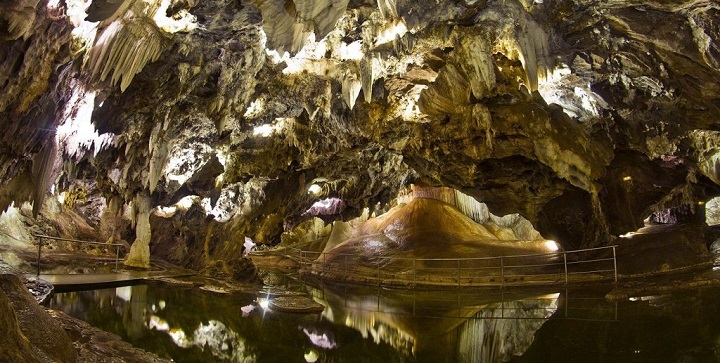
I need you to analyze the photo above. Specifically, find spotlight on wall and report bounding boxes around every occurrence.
[308,184,322,195]
[545,240,560,252]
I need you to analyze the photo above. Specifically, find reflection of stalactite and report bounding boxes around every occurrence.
[457,298,557,363]
[31,137,58,216]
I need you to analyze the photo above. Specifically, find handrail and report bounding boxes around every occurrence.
[33,234,127,276]
[290,245,619,288]
[34,234,125,247]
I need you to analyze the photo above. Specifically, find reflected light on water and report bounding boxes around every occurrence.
[302,328,337,349]
[304,349,319,362]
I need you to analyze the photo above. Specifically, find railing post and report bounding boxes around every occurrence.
[344,254,348,280]
[563,252,568,285]
[457,259,460,288]
[500,257,504,288]
[377,261,380,286]
[413,259,416,286]
[612,246,618,283]
[36,238,42,277]
[115,246,120,272]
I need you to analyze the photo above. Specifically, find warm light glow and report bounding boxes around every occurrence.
[115,286,132,302]
[258,298,270,310]
[339,41,364,60]
[619,231,637,238]
[176,195,196,210]
[56,84,116,159]
[622,176,632,181]
[46,0,61,10]
[152,0,198,33]
[308,184,322,195]
[545,240,559,251]
[164,143,213,185]
[304,349,319,363]
[244,98,266,118]
[399,85,427,122]
[253,118,287,137]
[253,124,274,137]
[201,189,237,222]
[375,20,408,46]
[153,195,198,218]
[537,65,607,120]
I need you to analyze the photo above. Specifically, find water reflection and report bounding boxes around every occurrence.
[304,284,561,362]
[47,280,720,362]
[48,281,565,362]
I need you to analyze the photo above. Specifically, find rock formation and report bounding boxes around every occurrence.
[0,0,719,273]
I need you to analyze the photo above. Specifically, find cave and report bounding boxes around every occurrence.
[2,0,720,361]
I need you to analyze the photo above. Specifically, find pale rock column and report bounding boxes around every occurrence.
[124,191,151,268]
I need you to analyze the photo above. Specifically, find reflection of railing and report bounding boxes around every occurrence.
[305,283,617,321]
[280,245,618,288]
[33,234,126,276]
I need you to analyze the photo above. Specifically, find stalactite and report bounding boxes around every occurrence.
[360,57,374,103]
[513,16,551,92]
[341,68,362,110]
[376,0,398,20]
[473,104,494,151]
[293,0,350,41]
[458,36,496,99]
[453,190,490,224]
[413,187,543,241]
[86,18,167,91]
[31,138,58,217]
[0,0,42,40]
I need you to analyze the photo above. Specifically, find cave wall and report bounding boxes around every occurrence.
[1,0,719,269]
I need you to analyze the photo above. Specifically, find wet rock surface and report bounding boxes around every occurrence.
[268,295,325,313]
[0,274,77,363]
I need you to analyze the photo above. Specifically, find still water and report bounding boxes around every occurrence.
[46,279,720,362]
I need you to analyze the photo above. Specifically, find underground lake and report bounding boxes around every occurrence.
[45,278,720,363]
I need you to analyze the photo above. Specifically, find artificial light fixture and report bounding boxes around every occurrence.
[545,240,559,252]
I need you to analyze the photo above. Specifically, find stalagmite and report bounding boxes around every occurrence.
[124,191,152,268]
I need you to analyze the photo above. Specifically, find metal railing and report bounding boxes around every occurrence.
[33,234,126,276]
[285,245,618,288]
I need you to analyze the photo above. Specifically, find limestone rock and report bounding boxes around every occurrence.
[0,274,77,363]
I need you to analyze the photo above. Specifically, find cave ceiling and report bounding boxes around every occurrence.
[1,0,720,249]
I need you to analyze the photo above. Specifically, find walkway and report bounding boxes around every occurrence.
[255,245,619,288]
[35,269,196,292]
